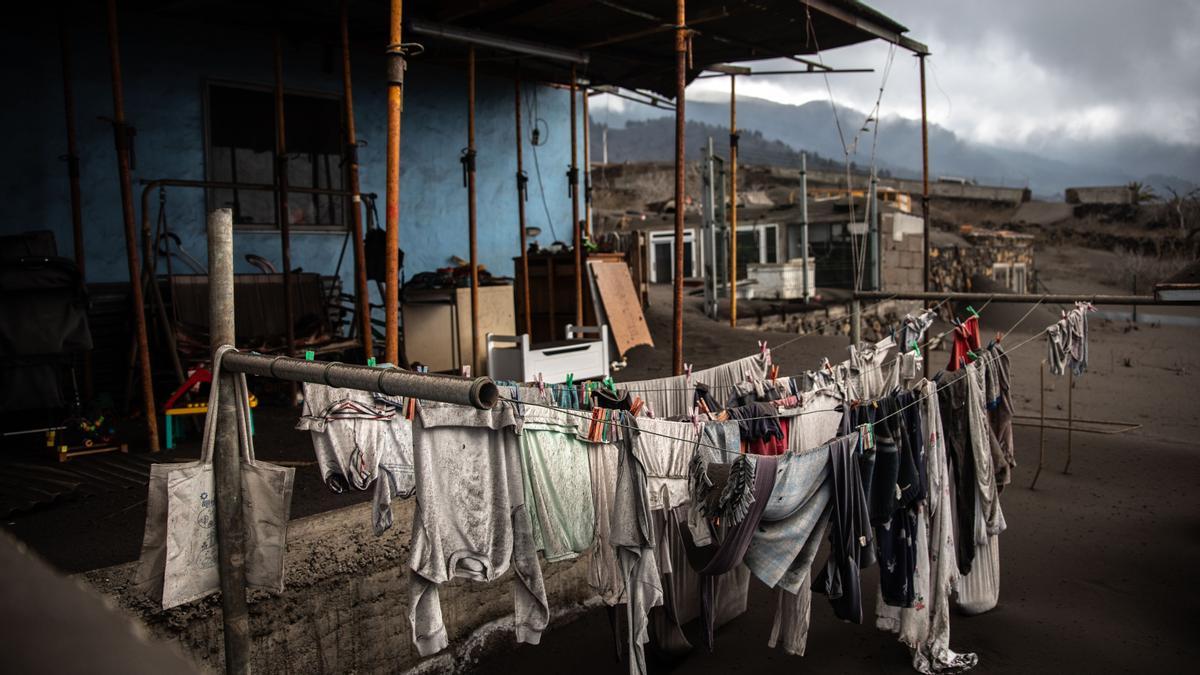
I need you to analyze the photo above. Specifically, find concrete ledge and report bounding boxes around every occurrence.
[82,500,597,674]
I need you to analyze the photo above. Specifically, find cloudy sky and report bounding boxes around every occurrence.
[682,0,1200,153]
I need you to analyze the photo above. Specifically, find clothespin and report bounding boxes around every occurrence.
[566,373,574,389]
[683,363,693,384]
[857,422,876,450]
[460,365,471,378]
[908,339,921,355]
[965,305,979,319]
[690,406,703,437]
[536,372,545,397]
[603,376,615,392]
[367,357,377,367]
[630,396,644,417]
[645,400,656,419]
[759,340,772,367]
[304,350,315,361]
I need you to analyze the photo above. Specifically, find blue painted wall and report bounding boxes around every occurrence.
[0,12,582,318]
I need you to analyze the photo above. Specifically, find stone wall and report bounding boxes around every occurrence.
[1065,186,1133,205]
[930,229,1036,293]
[82,500,596,674]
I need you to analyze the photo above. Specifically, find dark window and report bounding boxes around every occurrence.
[206,83,347,229]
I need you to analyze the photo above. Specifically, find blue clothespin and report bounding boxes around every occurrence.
[304,350,315,361]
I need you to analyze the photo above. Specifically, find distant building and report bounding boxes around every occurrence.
[930,227,1036,293]
[1065,186,1134,205]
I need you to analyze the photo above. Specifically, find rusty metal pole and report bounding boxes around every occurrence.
[207,208,251,675]
[1031,358,1046,489]
[729,73,738,327]
[514,71,532,337]
[671,0,687,375]
[340,0,373,359]
[60,16,92,398]
[104,0,158,453]
[466,47,480,374]
[569,65,583,327]
[583,84,592,239]
[384,0,405,365]
[272,33,295,364]
[919,54,931,378]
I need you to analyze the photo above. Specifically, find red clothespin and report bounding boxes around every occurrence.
[759,340,772,367]
[630,396,644,417]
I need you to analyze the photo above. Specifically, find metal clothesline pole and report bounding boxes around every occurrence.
[851,290,1196,306]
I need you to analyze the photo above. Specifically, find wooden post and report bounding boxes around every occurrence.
[919,53,931,378]
[1063,368,1074,474]
[569,65,583,327]
[207,208,250,675]
[671,0,687,375]
[729,73,738,327]
[514,71,532,337]
[272,33,295,366]
[340,0,373,359]
[384,0,405,365]
[466,47,480,374]
[104,0,158,453]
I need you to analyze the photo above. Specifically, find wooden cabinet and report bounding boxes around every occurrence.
[514,250,643,344]
[401,284,514,373]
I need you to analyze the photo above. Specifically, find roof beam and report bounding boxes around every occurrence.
[801,0,929,55]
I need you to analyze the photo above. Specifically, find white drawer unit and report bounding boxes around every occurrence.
[486,325,610,384]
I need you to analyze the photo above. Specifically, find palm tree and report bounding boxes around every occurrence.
[1127,181,1158,205]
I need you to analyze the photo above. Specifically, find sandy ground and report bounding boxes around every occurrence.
[468,283,1200,674]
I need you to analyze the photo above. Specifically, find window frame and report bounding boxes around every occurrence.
[202,78,350,233]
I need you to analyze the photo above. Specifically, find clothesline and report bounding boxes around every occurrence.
[513,296,1047,438]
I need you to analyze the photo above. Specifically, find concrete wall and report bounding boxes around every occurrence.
[881,212,925,292]
[764,167,1031,206]
[1064,186,1133,205]
[0,11,577,317]
[83,499,596,674]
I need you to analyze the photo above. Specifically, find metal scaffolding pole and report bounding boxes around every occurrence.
[514,70,532,337]
[800,153,810,300]
[583,80,592,239]
[466,46,480,373]
[104,0,159,453]
[919,53,931,377]
[569,65,583,327]
[672,0,687,375]
[272,32,295,366]
[59,16,92,398]
[384,0,405,365]
[729,73,738,327]
[207,208,250,675]
[340,0,373,358]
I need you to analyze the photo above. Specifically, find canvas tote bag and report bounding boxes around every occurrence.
[133,346,295,609]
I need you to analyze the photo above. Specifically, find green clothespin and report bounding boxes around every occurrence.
[304,350,315,361]
[857,422,875,450]
[965,305,979,318]
[908,339,920,355]
[367,357,377,367]
[565,373,574,388]
[603,376,615,391]
[967,350,979,361]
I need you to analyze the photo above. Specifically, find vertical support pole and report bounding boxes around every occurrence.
[514,70,532,337]
[60,16,93,398]
[272,33,295,363]
[466,47,480,374]
[384,0,405,365]
[672,0,687,375]
[729,74,738,327]
[340,0,373,359]
[800,153,810,301]
[919,53,931,379]
[207,208,250,675]
[1032,358,1046,489]
[870,173,880,290]
[851,299,862,346]
[104,0,158,453]
[1063,368,1074,474]
[570,65,583,327]
[583,84,592,239]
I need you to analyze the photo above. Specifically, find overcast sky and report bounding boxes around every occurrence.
[680,0,1200,153]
